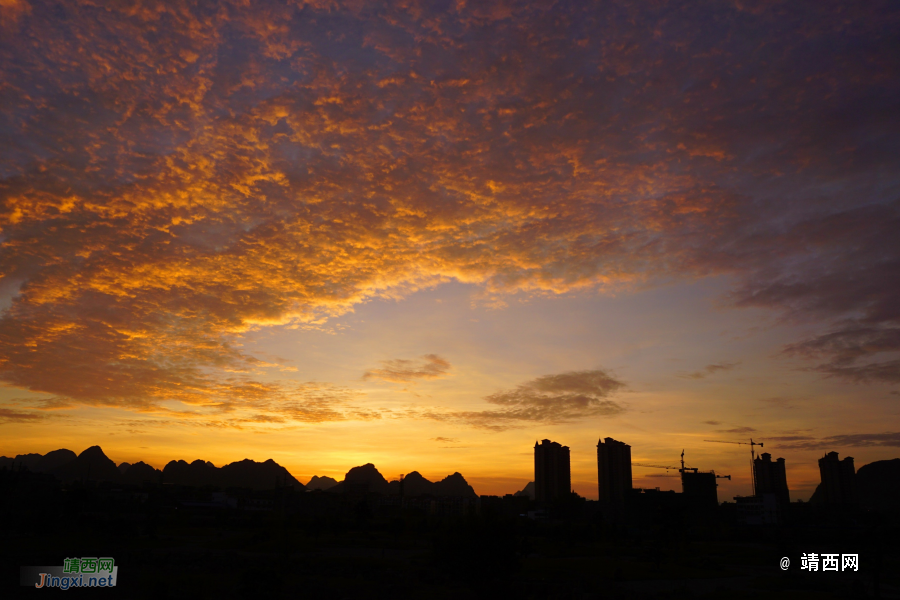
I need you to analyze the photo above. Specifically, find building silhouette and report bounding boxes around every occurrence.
[753,452,790,506]
[680,469,718,509]
[534,439,570,504]
[597,437,632,505]
[817,451,858,506]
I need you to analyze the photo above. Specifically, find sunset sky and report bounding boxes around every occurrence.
[1,0,898,500]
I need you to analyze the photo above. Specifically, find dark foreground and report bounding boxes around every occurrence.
[2,472,898,599]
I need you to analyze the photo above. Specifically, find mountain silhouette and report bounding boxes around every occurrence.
[306,475,339,490]
[8,453,42,471]
[857,458,900,513]
[328,465,478,497]
[2,446,305,490]
[35,449,78,472]
[3,447,481,497]
[51,446,122,482]
[163,459,219,486]
[121,461,161,485]
[219,458,303,490]
[329,463,392,494]
[0,449,78,473]
[162,457,302,490]
[433,472,478,498]
[398,471,433,496]
[514,481,535,499]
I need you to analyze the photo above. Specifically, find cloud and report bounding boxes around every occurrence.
[681,362,741,380]
[702,420,721,425]
[0,407,45,423]
[728,203,900,382]
[773,432,900,450]
[363,354,452,383]
[765,435,815,442]
[238,414,286,424]
[716,426,756,434]
[0,0,897,419]
[421,369,626,431]
[431,437,459,443]
[33,397,76,410]
[758,397,797,409]
[782,324,900,383]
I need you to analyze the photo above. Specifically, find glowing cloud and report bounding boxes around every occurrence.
[0,0,897,424]
[363,354,452,383]
[420,369,626,431]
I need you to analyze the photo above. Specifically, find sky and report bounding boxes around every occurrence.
[1,0,898,500]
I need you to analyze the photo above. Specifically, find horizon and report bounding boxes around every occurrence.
[2,441,893,500]
[2,1,899,504]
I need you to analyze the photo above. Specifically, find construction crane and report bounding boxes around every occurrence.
[631,463,680,477]
[704,438,764,493]
[632,463,679,470]
[703,438,764,457]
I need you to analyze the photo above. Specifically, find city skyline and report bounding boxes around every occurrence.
[0,435,878,502]
[1,1,899,501]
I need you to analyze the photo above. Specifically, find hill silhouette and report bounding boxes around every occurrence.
[121,461,161,485]
[306,475,339,490]
[51,446,122,482]
[397,471,433,496]
[514,481,535,499]
[329,463,392,494]
[220,458,303,490]
[36,449,78,472]
[327,464,478,497]
[433,472,478,498]
[2,447,303,490]
[0,453,42,471]
[3,447,480,496]
[162,457,303,490]
[163,459,219,486]
[0,449,77,473]
[857,458,900,512]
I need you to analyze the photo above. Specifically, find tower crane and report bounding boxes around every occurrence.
[632,463,679,470]
[703,438,764,458]
[704,438,764,493]
[631,463,680,477]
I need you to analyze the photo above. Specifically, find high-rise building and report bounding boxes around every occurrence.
[597,437,632,505]
[753,452,790,506]
[680,469,719,508]
[534,439,571,504]
[817,451,858,506]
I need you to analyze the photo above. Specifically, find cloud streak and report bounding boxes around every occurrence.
[0,407,45,424]
[772,432,900,450]
[363,354,452,383]
[420,369,626,431]
[681,362,741,380]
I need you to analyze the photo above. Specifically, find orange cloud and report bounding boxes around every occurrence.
[0,407,44,423]
[0,0,897,422]
[416,369,626,431]
[363,354,452,383]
